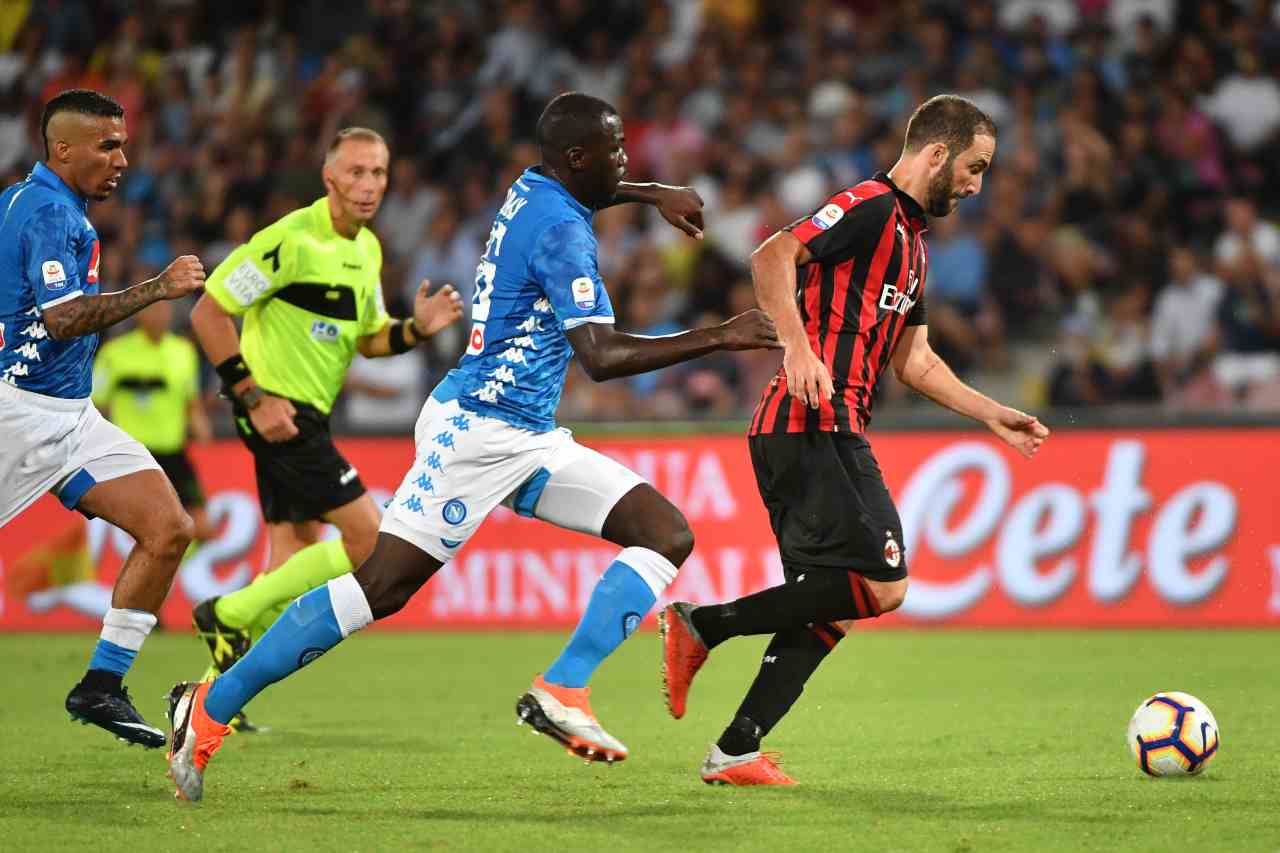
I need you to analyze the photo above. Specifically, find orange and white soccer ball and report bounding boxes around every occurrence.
[1127,691,1220,777]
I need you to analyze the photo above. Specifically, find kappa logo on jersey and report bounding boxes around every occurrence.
[310,320,340,342]
[87,240,100,284]
[810,203,844,231]
[42,260,67,289]
[571,276,595,310]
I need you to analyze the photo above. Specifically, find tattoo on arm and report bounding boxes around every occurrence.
[44,279,164,340]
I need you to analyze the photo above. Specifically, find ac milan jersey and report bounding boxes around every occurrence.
[750,173,928,435]
[0,162,102,398]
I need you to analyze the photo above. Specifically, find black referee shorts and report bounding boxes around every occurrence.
[152,449,206,509]
[232,398,366,524]
[748,430,907,583]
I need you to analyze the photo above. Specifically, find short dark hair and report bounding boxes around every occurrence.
[903,95,996,157]
[536,92,618,159]
[41,89,125,158]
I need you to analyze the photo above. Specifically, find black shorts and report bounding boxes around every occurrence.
[748,431,907,582]
[232,398,366,524]
[152,449,206,509]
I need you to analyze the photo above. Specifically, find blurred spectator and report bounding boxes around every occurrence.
[342,352,426,433]
[925,214,1006,373]
[379,157,441,262]
[1215,196,1280,278]
[1201,50,1280,155]
[1150,247,1223,398]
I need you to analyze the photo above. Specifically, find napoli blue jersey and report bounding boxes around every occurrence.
[445,167,613,432]
[0,162,101,398]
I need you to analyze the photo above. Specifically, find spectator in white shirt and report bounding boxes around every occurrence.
[1214,196,1280,279]
[1150,246,1223,395]
[1201,50,1280,154]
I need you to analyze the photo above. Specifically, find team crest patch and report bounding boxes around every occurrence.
[442,499,468,525]
[571,276,595,310]
[42,260,67,288]
[883,531,901,568]
[810,203,844,231]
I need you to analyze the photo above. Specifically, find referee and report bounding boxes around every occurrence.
[189,127,462,682]
[94,299,217,545]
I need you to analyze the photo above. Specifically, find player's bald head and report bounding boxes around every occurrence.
[41,89,125,159]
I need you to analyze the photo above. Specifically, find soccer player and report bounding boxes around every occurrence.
[659,95,1051,785]
[94,299,218,545]
[166,92,781,801]
[0,89,206,747]
[186,127,463,697]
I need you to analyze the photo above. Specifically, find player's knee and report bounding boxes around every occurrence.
[874,578,908,613]
[143,505,194,559]
[650,516,694,567]
[354,564,415,620]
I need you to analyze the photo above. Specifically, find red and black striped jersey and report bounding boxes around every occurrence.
[749,172,929,436]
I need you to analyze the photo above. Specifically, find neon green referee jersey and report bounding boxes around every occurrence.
[204,197,390,415]
[93,329,199,454]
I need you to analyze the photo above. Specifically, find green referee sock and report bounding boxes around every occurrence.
[249,601,289,644]
[213,539,354,629]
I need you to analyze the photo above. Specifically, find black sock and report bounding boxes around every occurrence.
[80,668,123,693]
[717,714,764,757]
[730,623,843,742]
[691,570,878,649]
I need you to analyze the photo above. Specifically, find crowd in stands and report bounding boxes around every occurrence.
[2,0,1279,429]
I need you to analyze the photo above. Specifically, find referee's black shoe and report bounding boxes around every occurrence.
[65,679,166,748]
[192,597,251,672]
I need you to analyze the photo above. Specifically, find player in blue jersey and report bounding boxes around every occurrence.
[0,90,206,748]
[167,91,781,800]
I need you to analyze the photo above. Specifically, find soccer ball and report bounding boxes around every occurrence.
[1127,691,1220,777]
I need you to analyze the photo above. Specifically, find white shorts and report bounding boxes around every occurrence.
[380,396,646,562]
[0,381,160,528]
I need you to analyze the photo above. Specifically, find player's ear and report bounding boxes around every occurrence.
[928,142,948,169]
[564,145,587,172]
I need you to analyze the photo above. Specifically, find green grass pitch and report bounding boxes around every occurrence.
[1,630,1276,852]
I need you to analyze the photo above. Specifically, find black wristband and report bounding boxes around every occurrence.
[215,354,252,389]
[389,319,415,354]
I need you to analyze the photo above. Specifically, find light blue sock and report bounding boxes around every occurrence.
[544,560,657,688]
[88,639,136,676]
[205,585,344,724]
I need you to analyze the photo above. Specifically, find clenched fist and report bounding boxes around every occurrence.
[717,308,783,351]
[156,255,206,300]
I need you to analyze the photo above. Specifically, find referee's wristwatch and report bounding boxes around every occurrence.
[238,386,266,410]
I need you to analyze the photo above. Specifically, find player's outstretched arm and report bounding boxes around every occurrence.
[607,182,705,239]
[567,310,780,382]
[42,255,205,340]
[892,324,1049,458]
[357,280,463,358]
